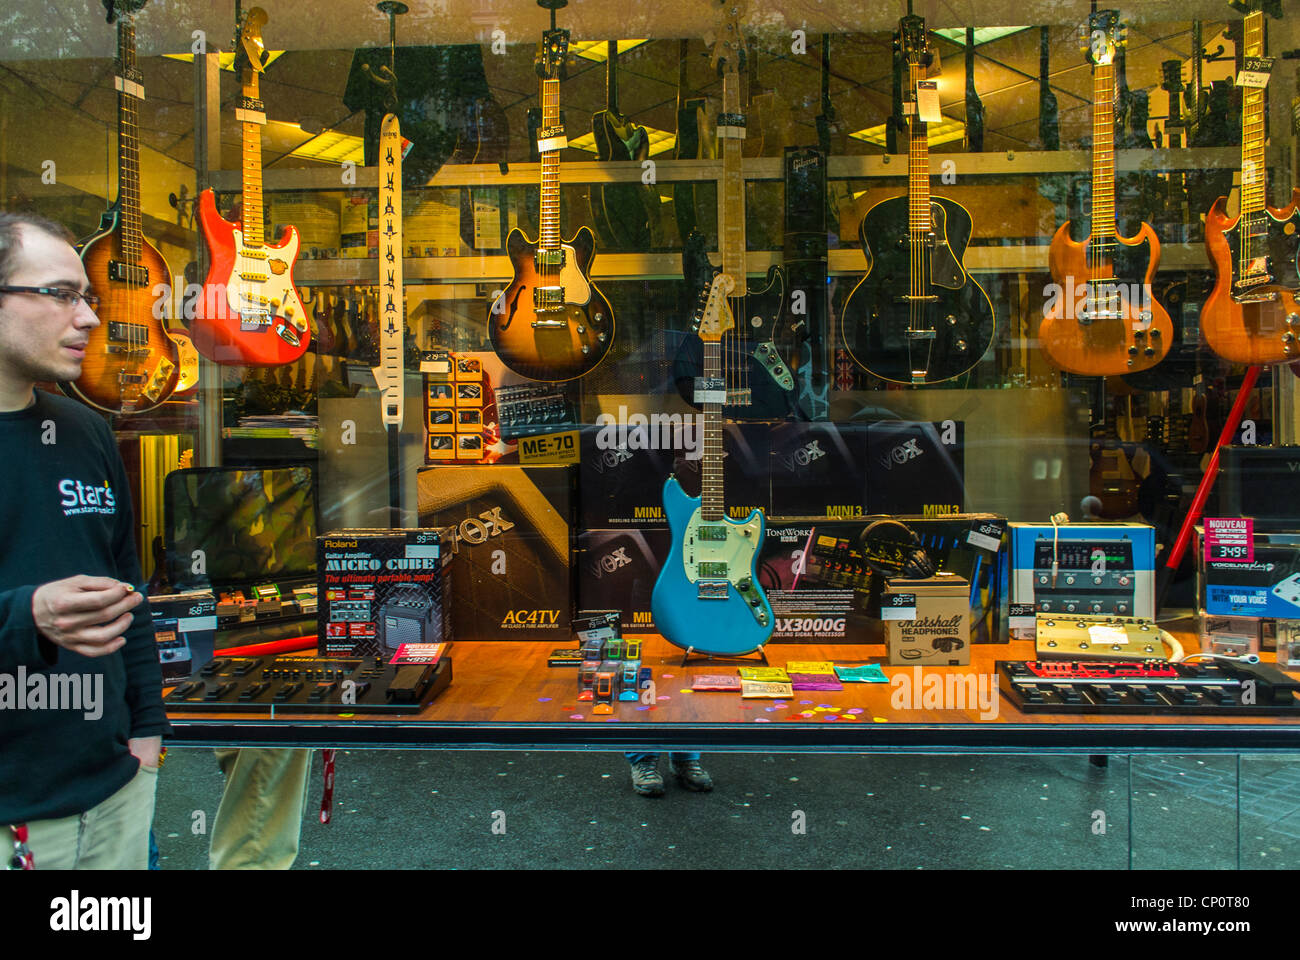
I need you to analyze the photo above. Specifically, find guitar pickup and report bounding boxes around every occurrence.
[534,249,566,270]
[697,526,728,542]
[697,561,729,577]
[697,580,730,600]
[108,261,148,285]
[532,286,567,323]
[107,321,149,343]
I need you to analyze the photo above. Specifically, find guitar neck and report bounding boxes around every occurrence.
[701,340,724,520]
[907,60,930,241]
[719,66,746,278]
[1240,10,1266,217]
[240,69,265,247]
[115,19,143,264]
[1091,60,1116,240]
[539,76,561,251]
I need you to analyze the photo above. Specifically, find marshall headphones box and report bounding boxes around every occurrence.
[575,527,673,632]
[417,464,574,639]
[768,421,965,519]
[317,529,452,658]
[756,514,1007,644]
[578,421,771,529]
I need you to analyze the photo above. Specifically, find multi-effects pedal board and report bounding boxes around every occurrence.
[165,656,452,714]
[998,659,1300,715]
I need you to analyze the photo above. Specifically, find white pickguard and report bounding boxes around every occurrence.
[554,244,591,305]
[224,227,307,337]
[680,507,762,584]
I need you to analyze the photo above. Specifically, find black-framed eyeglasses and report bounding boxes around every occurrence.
[0,285,100,311]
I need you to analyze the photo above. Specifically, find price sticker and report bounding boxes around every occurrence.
[915,80,942,122]
[1205,517,1254,564]
[966,519,1005,553]
[881,593,917,621]
[694,376,726,404]
[1237,56,1274,89]
[1008,602,1036,632]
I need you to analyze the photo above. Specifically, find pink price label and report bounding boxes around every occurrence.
[1204,517,1254,563]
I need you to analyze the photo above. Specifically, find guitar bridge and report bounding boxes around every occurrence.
[893,295,940,304]
[904,328,938,340]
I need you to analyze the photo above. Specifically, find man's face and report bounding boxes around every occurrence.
[0,225,99,390]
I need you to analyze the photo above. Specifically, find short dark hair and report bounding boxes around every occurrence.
[0,211,75,287]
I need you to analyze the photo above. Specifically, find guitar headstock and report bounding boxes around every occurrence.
[102,0,148,23]
[1081,10,1125,67]
[1160,59,1184,93]
[535,28,569,80]
[696,272,738,342]
[235,6,269,79]
[895,14,932,70]
[708,0,747,78]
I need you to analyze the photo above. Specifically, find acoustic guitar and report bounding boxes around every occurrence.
[69,0,180,414]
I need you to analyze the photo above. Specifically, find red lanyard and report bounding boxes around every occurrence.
[9,824,33,870]
[319,749,336,825]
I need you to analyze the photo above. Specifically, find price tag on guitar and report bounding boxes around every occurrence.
[1237,55,1274,89]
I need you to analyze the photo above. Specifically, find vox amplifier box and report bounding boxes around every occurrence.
[575,528,672,632]
[417,464,574,638]
[578,420,770,529]
[756,514,1007,643]
[317,529,452,658]
[149,590,218,683]
[768,421,965,519]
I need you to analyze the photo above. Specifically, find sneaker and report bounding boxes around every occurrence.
[668,756,714,792]
[630,758,665,797]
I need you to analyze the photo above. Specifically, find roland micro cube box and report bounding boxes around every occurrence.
[317,529,452,658]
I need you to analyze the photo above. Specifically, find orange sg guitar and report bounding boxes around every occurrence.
[1039,10,1172,377]
[488,28,613,382]
[1201,1,1300,365]
[69,2,180,414]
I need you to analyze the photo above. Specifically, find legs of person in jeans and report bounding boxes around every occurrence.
[209,748,312,870]
[23,763,158,869]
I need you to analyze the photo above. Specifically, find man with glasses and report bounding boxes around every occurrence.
[0,211,167,869]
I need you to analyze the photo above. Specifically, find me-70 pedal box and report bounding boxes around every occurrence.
[165,655,452,714]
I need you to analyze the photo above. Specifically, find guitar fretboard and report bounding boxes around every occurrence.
[907,60,930,245]
[240,68,265,248]
[539,77,561,251]
[701,340,724,520]
[1239,11,1267,218]
[115,20,143,268]
[1090,60,1117,243]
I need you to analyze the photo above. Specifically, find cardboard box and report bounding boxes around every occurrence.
[317,529,452,657]
[1010,522,1155,620]
[1198,527,1300,618]
[417,464,574,638]
[884,574,970,666]
[149,590,217,683]
[575,528,672,632]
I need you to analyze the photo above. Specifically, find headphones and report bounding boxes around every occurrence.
[856,518,936,579]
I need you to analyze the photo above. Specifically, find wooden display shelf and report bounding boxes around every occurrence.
[164,633,1300,753]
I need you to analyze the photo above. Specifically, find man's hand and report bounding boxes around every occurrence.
[129,736,162,769]
[31,575,143,657]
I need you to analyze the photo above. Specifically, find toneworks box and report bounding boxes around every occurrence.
[575,528,672,632]
[317,529,452,658]
[768,421,965,518]
[757,514,1006,643]
[417,465,574,638]
[578,421,770,529]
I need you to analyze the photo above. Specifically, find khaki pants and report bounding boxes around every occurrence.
[209,748,312,870]
[23,763,157,870]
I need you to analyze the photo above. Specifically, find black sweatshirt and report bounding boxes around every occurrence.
[0,390,168,823]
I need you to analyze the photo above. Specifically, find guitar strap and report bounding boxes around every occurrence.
[783,146,829,421]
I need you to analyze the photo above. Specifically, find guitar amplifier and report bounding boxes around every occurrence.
[1219,445,1300,529]
[1010,522,1155,621]
[377,582,441,650]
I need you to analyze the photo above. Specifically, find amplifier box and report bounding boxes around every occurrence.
[1199,527,1300,618]
[575,528,672,632]
[1219,446,1300,530]
[756,514,1007,643]
[317,529,452,657]
[1010,522,1155,620]
[149,589,217,683]
[768,421,964,519]
[578,420,770,529]
[417,464,574,639]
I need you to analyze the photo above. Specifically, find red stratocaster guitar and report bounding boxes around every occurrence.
[191,7,309,366]
[68,0,180,414]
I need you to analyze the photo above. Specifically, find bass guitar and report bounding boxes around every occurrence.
[1201,0,1300,365]
[488,28,614,382]
[191,7,309,367]
[69,0,180,414]
[1039,10,1173,377]
[653,2,775,659]
[840,13,995,384]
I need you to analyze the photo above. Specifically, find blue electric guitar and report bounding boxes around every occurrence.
[652,6,774,657]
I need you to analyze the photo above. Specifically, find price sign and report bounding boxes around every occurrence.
[1204,517,1254,563]
[881,593,917,621]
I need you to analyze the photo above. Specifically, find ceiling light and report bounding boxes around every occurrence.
[850,116,967,148]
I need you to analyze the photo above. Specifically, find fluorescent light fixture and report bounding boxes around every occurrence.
[571,39,650,61]
[289,130,365,165]
[163,51,286,71]
[569,127,677,157]
[932,26,1030,46]
[850,116,967,148]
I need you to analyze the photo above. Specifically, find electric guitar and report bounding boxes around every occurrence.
[1038,27,1060,150]
[840,14,995,384]
[68,0,180,414]
[1039,10,1173,377]
[589,40,653,252]
[191,7,309,366]
[1201,0,1300,365]
[488,28,614,382]
[653,3,774,659]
